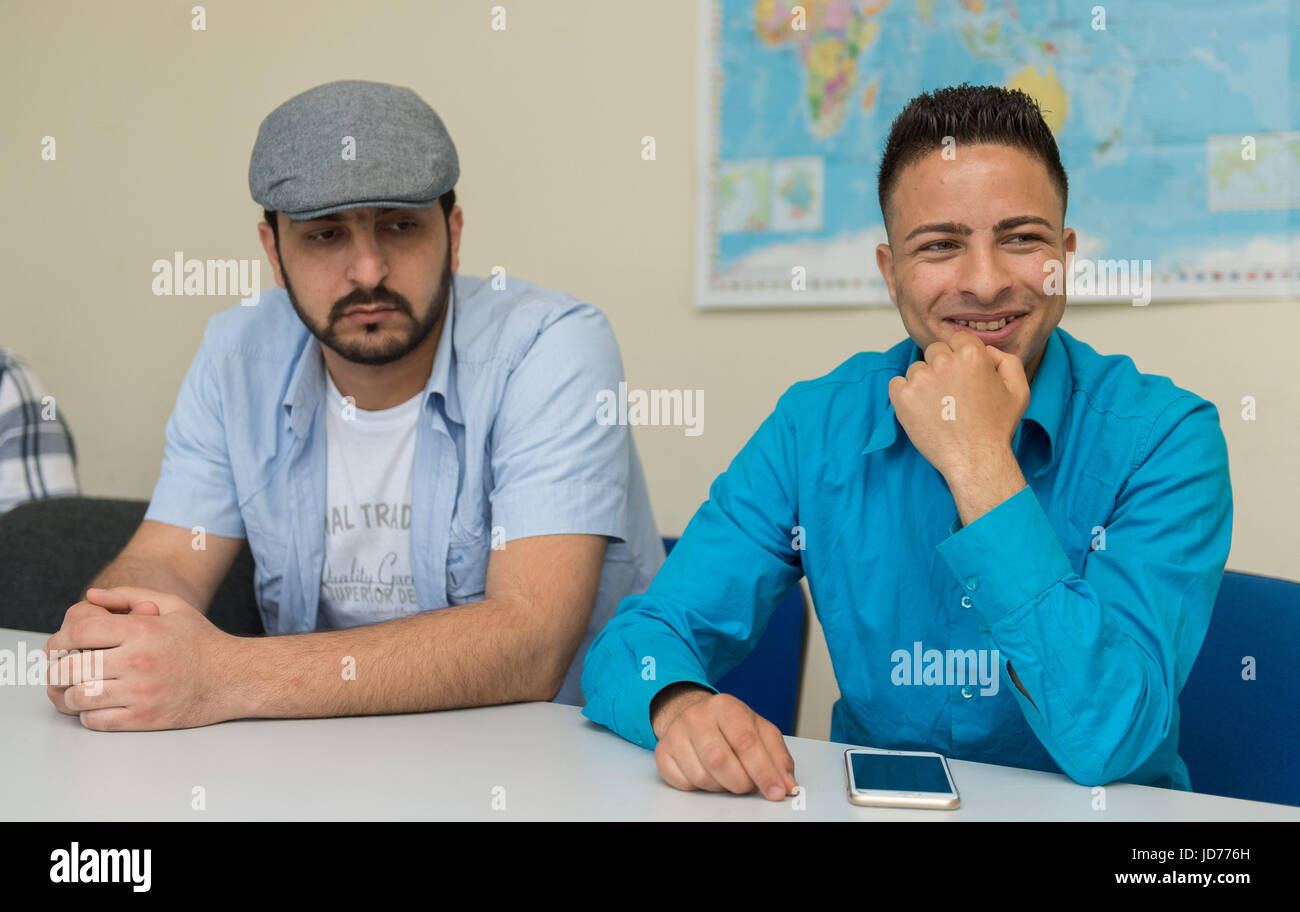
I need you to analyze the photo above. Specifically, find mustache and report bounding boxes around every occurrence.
[330,286,411,321]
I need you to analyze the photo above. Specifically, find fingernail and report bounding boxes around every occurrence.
[766,786,785,800]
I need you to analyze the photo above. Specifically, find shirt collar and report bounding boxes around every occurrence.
[282,278,463,436]
[427,280,462,425]
[861,328,1068,477]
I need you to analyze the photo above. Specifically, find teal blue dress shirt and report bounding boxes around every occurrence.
[581,327,1232,789]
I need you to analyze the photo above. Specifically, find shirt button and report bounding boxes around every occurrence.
[965,576,980,592]
[960,685,975,699]
[960,595,973,609]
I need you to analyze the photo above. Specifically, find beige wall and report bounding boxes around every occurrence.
[4,1,1296,741]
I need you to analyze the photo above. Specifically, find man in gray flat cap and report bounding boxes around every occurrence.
[45,80,665,730]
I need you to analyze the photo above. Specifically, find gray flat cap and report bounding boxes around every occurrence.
[249,79,458,220]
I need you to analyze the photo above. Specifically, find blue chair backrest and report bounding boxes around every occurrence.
[661,537,806,735]
[1179,569,1300,806]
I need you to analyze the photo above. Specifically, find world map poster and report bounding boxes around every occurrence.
[695,0,1300,307]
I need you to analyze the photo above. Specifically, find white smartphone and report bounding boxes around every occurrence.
[844,747,961,809]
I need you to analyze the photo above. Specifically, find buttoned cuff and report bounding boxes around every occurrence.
[935,485,1073,627]
[589,669,719,750]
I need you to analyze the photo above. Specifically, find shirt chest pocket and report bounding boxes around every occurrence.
[446,532,491,604]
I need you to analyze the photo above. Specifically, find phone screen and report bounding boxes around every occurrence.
[849,752,952,793]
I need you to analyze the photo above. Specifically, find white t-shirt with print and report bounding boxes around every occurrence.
[318,370,423,629]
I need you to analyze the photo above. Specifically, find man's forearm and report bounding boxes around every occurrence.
[945,444,1027,528]
[942,445,1035,703]
[229,597,576,719]
[85,554,207,611]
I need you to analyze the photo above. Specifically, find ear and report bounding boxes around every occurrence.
[876,242,898,306]
[257,218,287,288]
[447,205,464,275]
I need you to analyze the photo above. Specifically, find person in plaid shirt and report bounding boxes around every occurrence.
[0,348,80,514]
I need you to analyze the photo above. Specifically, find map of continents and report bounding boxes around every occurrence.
[700,0,1298,306]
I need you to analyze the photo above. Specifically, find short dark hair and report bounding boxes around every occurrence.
[263,189,457,253]
[876,84,1067,235]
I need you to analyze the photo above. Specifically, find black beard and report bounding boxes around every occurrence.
[283,242,452,367]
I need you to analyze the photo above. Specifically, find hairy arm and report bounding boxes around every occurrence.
[84,519,245,613]
[228,533,606,717]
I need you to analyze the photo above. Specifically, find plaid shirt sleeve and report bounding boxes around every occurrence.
[0,348,80,515]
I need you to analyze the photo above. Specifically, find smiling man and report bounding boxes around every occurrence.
[581,84,1233,800]
[44,79,663,729]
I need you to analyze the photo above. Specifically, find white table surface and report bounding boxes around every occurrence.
[2,627,1296,821]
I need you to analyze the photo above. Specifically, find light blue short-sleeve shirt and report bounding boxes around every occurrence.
[145,274,665,705]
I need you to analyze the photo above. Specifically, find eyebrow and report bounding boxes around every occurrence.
[903,215,1056,243]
